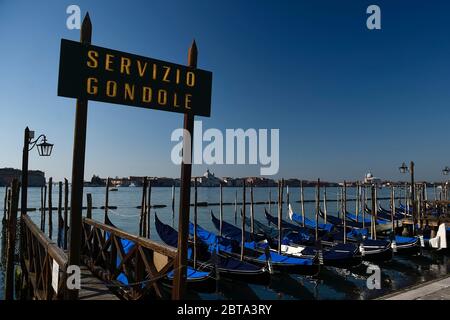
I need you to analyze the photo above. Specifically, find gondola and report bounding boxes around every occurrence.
[209,212,321,275]
[242,215,362,268]
[155,214,270,285]
[278,207,393,261]
[105,214,215,292]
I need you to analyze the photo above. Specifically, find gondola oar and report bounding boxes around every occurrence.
[315,179,320,241]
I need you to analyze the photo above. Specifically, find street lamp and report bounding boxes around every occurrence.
[399,161,415,235]
[21,127,53,216]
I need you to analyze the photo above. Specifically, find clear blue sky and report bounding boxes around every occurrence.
[0,0,449,182]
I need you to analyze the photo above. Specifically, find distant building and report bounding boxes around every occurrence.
[0,168,45,187]
[364,172,381,186]
[196,169,223,187]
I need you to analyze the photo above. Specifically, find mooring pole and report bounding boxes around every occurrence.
[57,181,63,247]
[147,178,152,238]
[343,181,347,244]
[67,12,91,300]
[241,180,246,260]
[356,182,360,222]
[5,179,19,300]
[362,185,366,229]
[410,161,415,236]
[63,178,69,249]
[300,180,305,227]
[3,187,7,224]
[391,185,395,232]
[193,178,198,268]
[20,127,30,217]
[315,179,320,240]
[48,177,53,239]
[371,185,376,239]
[268,188,272,215]
[86,193,92,219]
[250,183,254,236]
[172,40,197,300]
[323,187,328,224]
[234,189,238,224]
[277,180,282,254]
[219,183,223,236]
[40,186,44,231]
[105,177,111,225]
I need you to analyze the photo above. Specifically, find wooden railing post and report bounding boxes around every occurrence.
[5,179,20,300]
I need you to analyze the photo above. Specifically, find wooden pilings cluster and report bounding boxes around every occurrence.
[138,177,152,238]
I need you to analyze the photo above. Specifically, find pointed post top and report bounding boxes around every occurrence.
[188,39,198,68]
[80,12,92,44]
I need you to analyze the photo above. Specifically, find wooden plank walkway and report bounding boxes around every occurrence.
[79,265,119,300]
[379,276,450,300]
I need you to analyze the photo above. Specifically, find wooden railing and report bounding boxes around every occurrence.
[21,214,68,300]
[81,218,177,300]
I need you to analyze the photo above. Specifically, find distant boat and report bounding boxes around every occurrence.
[129,183,136,187]
[109,188,118,192]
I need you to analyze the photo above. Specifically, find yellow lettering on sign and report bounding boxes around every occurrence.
[173,93,180,108]
[152,64,157,80]
[106,81,117,97]
[87,50,98,69]
[105,54,114,71]
[124,83,135,101]
[185,94,192,109]
[86,77,98,95]
[175,69,180,84]
[163,66,171,82]
[120,57,131,75]
[158,90,167,105]
[137,60,148,77]
[186,71,195,87]
[142,87,152,103]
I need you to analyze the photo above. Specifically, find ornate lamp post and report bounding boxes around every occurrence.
[21,127,53,216]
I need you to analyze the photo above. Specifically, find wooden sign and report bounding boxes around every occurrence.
[58,39,212,117]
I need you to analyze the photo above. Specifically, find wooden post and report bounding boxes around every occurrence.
[63,178,69,250]
[67,12,92,300]
[355,182,360,222]
[48,178,53,238]
[147,178,152,238]
[42,185,47,232]
[241,180,246,260]
[86,193,92,219]
[3,187,8,223]
[362,185,366,229]
[250,183,254,236]
[234,189,238,224]
[57,181,63,247]
[277,180,282,253]
[193,178,198,268]
[391,185,395,232]
[219,183,223,236]
[315,179,320,240]
[300,180,305,227]
[40,186,44,231]
[323,187,328,224]
[343,181,347,243]
[105,177,111,224]
[172,40,197,301]
[139,177,147,236]
[171,185,175,219]
[5,179,19,300]
[371,185,376,239]
[268,188,272,214]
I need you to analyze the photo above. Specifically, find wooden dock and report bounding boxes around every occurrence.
[79,265,119,300]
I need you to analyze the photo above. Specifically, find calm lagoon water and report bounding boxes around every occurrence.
[0,186,448,300]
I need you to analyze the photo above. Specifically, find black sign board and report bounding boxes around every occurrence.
[58,39,212,117]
